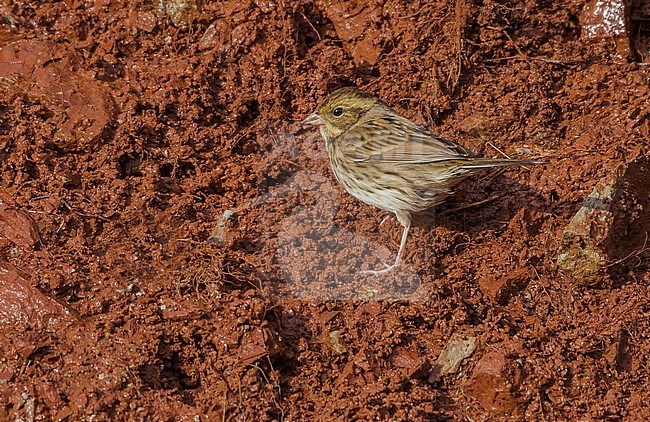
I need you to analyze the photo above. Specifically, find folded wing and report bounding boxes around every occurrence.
[340,112,474,164]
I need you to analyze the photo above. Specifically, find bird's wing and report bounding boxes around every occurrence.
[339,112,473,164]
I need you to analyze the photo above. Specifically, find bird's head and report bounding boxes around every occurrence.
[301,87,381,138]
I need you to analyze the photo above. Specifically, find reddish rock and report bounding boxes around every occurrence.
[239,327,269,365]
[199,19,232,51]
[0,40,116,151]
[463,351,524,416]
[389,345,429,379]
[581,0,632,58]
[0,205,40,250]
[134,11,158,33]
[0,260,73,330]
[322,2,384,65]
[479,267,532,304]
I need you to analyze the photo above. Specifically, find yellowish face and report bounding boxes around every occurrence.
[303,87,379,139]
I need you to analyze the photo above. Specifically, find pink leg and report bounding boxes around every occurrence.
[362,211,412,275]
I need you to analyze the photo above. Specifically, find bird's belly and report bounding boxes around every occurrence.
[329,159,434,213]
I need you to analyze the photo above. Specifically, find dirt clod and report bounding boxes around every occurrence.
[463,350,523,416]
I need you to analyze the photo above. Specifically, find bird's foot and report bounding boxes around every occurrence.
[360,262,399,275]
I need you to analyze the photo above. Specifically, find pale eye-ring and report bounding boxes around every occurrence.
[332,107,344,117]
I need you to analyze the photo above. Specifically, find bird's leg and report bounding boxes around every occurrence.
[361,211,411,275]
[393,221,411,267]
[379,214,392,226]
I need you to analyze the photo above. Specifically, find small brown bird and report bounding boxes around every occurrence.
[302,87,544,274]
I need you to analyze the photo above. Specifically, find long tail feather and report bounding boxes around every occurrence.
[459,158,547,170]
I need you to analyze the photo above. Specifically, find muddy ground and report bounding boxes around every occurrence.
[1,0,649,420]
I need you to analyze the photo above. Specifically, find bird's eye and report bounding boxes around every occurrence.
[332,107,344,117]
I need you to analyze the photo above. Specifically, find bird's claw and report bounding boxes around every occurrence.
[360,263,398,275]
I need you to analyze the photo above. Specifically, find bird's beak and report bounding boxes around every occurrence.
[301,112,322,126]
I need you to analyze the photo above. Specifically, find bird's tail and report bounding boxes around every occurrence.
[459,158,548,170]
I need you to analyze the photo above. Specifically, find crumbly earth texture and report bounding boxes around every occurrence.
[1,0,649,420]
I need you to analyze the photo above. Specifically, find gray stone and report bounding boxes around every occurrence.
[558,153,650,286]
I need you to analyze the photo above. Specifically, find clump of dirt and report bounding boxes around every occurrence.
[1,0,649,420]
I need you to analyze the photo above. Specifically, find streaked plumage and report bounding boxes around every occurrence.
[302,87,544,273]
